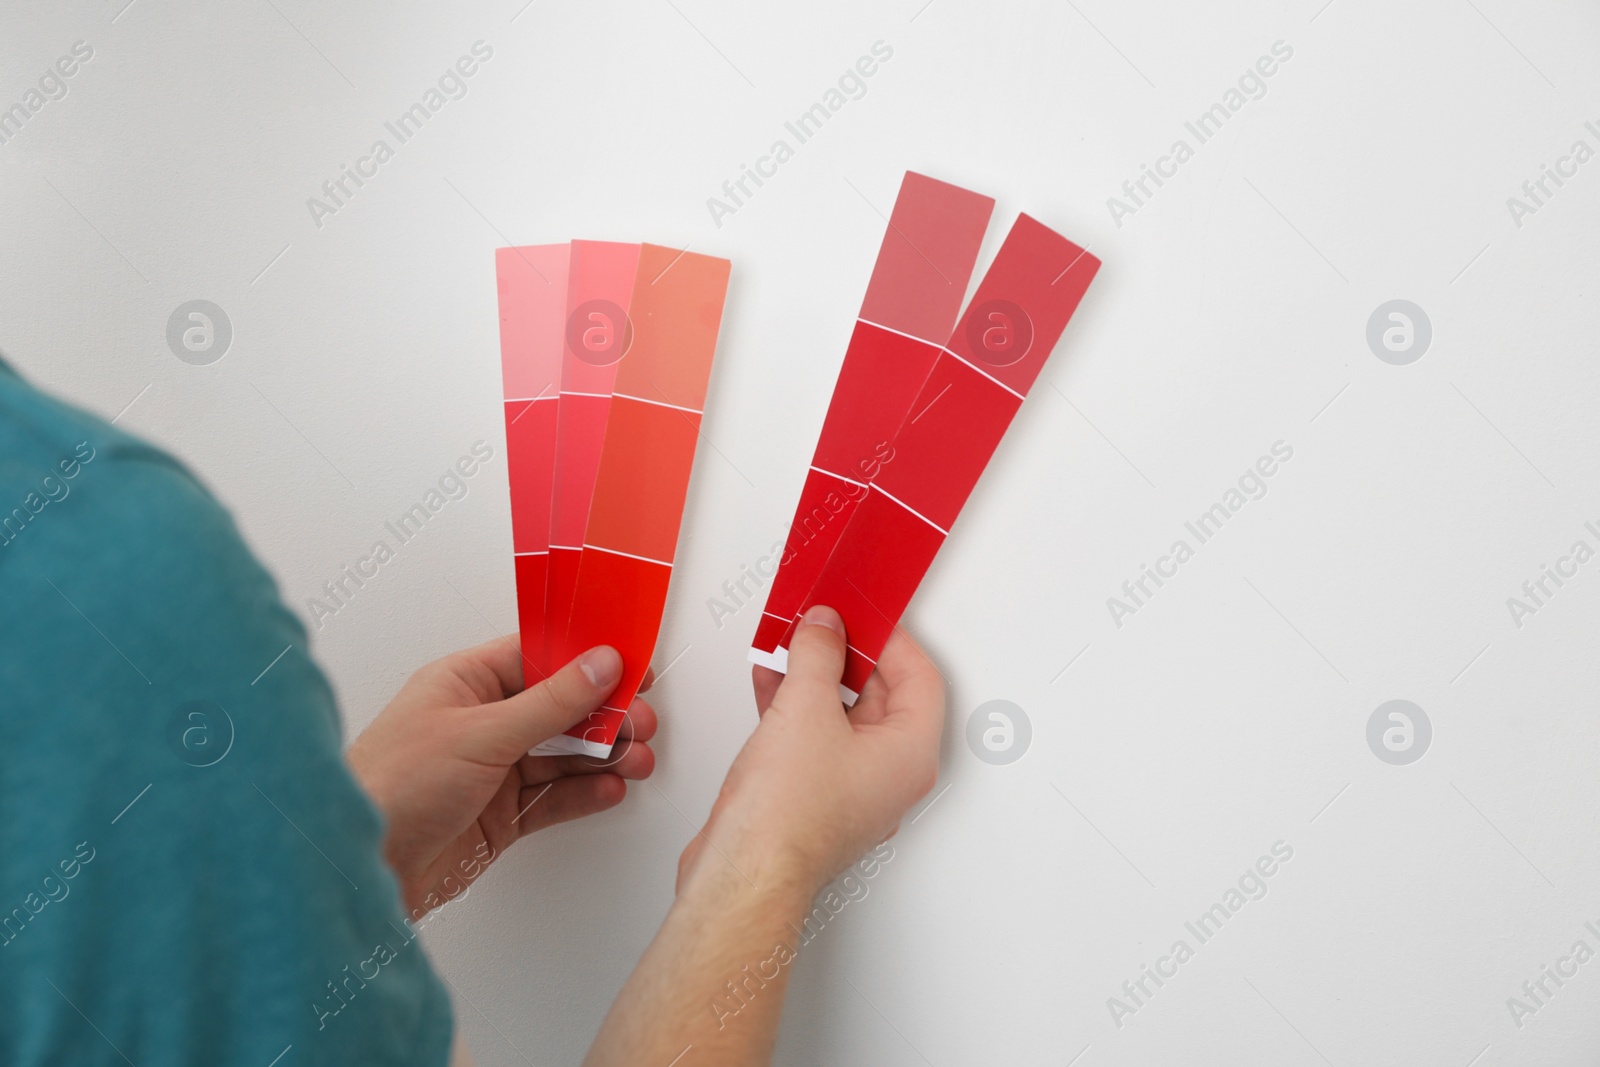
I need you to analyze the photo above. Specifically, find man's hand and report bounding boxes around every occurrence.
[679,605,945,900]
[347,636,656,917]
[585,606,944,1067]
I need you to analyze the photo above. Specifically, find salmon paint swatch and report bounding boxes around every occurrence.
[496,243,570,678]
[748,172,994,669]
[787,213,1100,698]
[540,241,641,682]
[538,246,732,756]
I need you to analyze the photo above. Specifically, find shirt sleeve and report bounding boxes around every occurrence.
[0,430,453,1066]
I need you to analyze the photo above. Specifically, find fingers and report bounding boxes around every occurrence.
[459,631,534,697]
[616,697,658,742]
[874,628,943,704]
[517,739,655,785]
[776,606,848,710]
[515,694,656,783]
[514,774,627,837]
[846,666,893,727]
[640,666,657,693]
[872,628,946,748]
[751,664,783,716]
[468,646,623,765]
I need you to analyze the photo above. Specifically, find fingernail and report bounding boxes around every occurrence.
[579,646,622,688]
[800,605,845,637]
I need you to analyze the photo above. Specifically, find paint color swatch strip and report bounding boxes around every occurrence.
[789,213,1101,697]
[748,171,994,669]
[496,244,570,677]
[540,241,641,682]
[534,245,732,756]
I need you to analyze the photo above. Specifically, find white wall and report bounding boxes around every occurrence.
[5,0,1600,1062]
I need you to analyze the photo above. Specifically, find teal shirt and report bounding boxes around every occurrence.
[0,360,452,1065]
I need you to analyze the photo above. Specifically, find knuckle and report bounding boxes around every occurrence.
[409,660,448,688]
[521,678,566,720]
[545,666,584,704]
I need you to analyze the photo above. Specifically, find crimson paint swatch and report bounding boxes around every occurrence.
[749,171,994,669]
[791,213,1100,697]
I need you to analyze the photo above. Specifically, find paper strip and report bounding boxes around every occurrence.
[541,241,641,681]
[749,172,994,667]
[535,245,731,756]
[789,213,1101,697]
[496,243,571,680]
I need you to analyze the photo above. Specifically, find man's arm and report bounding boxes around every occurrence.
[585,606,945,1065]
[589,863,813,1063]
[0,424,459,1065]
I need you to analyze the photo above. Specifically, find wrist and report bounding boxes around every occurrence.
[679,843,817,922]
[345,736,393,823]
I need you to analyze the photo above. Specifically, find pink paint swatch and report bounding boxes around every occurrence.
[496,244,570,678]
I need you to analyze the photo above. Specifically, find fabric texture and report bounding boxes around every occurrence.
[0,359,452,1066]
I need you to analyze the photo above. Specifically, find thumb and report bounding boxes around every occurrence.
[778,605,848,708]
[471,646,623,763]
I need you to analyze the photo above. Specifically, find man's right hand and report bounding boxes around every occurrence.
[678,605,946,901]
[584,606,944,1066]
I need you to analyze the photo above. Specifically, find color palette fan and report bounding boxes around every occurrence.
[750,171,1101,700]
[497,241,731,756]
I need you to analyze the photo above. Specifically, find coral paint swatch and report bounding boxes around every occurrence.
[749,172,994,669]
[546,246,731,755]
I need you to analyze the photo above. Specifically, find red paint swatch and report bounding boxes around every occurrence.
[496,244,570,678]
[791,213,1100,697]
[541,241,641,681]
[749,172,993,668]
[536,245,731,756]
